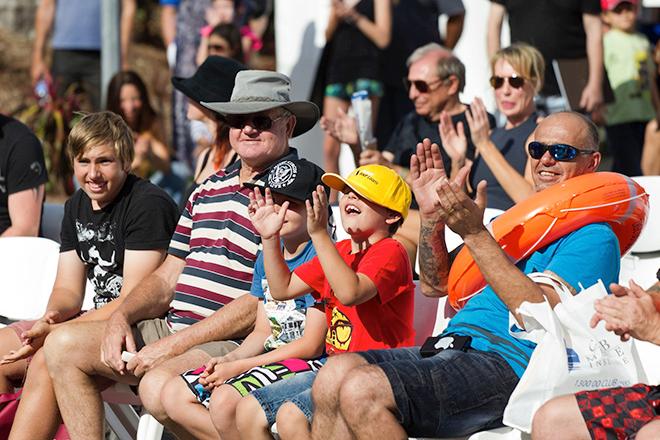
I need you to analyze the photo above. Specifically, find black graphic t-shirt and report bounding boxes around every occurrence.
[60,174,179,308]
[0,115,48,234]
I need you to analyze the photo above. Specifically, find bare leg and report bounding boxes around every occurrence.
[322,96,350,202]
[637,419,660,440]
[311,354,367,440]
[8,350,61,440]
[208,384,246,440]
[235,394,273,440]
[44,321,137,440]
[276,402,311,440]
[531,394,590,440]
[339,365,406,440]
[140,348,210,438]
[160,373,218,440]
[0,327,27,393]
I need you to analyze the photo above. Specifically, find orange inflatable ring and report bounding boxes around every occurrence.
[447,172,649,310]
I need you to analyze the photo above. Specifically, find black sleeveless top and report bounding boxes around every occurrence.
[326,0,381,85]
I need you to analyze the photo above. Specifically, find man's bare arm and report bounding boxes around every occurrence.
[116,254,184,323]
[2,186,44,237]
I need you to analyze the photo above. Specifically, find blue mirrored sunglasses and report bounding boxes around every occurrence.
[527,141,596,162]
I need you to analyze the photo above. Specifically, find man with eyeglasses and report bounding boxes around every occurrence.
[322,42,494,265]
[42,71,321,439]
[310,111,619,439]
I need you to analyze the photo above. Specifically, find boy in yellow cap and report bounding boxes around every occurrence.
[227,164,415,439]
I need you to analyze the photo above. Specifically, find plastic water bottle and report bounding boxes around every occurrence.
[34,79,50,106]
[350,91,376,150]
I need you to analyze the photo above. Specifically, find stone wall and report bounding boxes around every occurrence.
[0,0,37,37]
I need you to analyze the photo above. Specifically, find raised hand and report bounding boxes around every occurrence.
[359,149,390,167]
[306,185,330,237]
[438,111,467,164]
[320,107,359,146]
[409,138,449,218]
[465,97,492,149]
[435,172,488,239]
[248,187,289,240]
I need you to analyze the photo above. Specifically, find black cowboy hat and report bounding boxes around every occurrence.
[171,56,246,104]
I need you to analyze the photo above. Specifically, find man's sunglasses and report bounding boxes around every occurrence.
[224,114,286,131]
[527,141,596,161]
[489,75,526,90]
[402,77,444,93]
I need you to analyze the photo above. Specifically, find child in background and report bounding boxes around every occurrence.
[160,159,329,440]
[601,0,658,176]
[231,164,415,439]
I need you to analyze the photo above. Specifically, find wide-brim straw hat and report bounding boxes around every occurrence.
[202,70,320,137]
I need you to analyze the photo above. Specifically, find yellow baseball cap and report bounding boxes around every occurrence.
[322,164,412,219]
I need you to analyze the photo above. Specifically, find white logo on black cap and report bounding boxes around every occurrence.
[268,161,297,189]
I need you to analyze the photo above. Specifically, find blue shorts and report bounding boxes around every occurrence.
[359,346,520,438]
[250,370,317,426]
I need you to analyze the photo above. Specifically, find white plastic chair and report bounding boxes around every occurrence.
[0,237,60,321]
[630,176,660,254]
[619,176,660,288]
[0,237,160,440]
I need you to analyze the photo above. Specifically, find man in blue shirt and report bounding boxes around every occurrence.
[31,0,136,110]
[309,111,620,439]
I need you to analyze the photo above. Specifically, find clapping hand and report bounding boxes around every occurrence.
[590,280,660,342]
[249,187,288,240]
[409,138,449,219]
[332,0,360,23]
[306,185,330,237]
[465,97,492,149]
[438,111,467,164]
[320,107,359,146]
[435,171,488,239]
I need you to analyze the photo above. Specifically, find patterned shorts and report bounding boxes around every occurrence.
[577,383,660,440]
[325,78,384,100]
[181,358,324,407]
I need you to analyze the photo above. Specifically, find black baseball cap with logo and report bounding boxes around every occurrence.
[248,159,329,202]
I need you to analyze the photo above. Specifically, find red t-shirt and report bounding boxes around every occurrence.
[294,238,415,355]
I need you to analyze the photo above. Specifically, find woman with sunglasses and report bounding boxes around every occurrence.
[440,43,544,210]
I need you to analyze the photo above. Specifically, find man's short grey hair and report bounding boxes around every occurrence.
[406,43,466,93]
[406,42,448,67]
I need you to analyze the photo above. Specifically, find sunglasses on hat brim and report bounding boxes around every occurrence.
[527,141,596,161]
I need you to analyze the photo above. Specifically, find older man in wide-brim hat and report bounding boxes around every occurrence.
[202,70,320,179]
[42,71,321,439]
